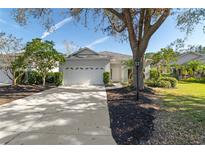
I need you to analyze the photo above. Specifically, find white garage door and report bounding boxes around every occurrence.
[63,59,108,85]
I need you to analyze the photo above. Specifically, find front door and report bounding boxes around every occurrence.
[111,64,121,82]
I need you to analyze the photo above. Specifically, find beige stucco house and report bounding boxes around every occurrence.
[60,47,132,85]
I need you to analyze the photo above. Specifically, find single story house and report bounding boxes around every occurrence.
[60,47,133,85]
[61,47,151,85]
[0,47,151,85]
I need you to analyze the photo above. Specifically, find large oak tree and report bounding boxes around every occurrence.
[12,8,205,90]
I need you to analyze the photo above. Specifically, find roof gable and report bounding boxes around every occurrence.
[69,47,98,57]
[67,47,108,60]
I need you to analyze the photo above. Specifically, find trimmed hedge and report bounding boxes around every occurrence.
[53,72,63,86]
[146,79,171,88]
[103,72,110,85]
[157,80,172,88]
[23,71,63,86]
[150,68,161,80]
[161,77,178,88]
[28,71,42,85]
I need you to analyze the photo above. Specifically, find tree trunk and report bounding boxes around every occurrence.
[42,75,46,87]
[12,72,17,87]
[13,78,17,87]
[133,56,144,90]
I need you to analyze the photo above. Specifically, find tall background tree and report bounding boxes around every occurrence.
[151,48,177,74]
[0,32,25,86]
[12,8,171,90]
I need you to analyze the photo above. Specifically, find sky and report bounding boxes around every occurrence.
[0,8,205,56]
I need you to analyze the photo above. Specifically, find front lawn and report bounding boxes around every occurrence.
[150,81,205,144]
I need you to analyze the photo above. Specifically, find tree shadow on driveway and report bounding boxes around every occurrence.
[0,86,116,145]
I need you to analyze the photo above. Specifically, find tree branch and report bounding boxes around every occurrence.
[123,9,137,54]
[149,9,170,35]
[105,9,124,20]
[138,9,145,48]
[144,9,152,34]
[106,15,126,32]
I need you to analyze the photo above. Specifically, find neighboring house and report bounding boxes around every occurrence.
[60,47,151,85]
[0,56,12,84]
[170,52,205,79]
[171,52,205,65]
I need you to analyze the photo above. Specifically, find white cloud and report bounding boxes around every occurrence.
[41,17,72,39]
[86,36,110,48]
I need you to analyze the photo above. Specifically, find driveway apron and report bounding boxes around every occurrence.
[0,85,116,145]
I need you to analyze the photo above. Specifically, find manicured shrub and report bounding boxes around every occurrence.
[53,72,63,86]
[45,72,63,86]
[182,77,205,83]
[19,71,63,86]
[146,80,158,87]
[161,77,178,88]
[28,71,42,85]
[103,72,110,85]
[146,79,172,88]
[156,80,172,88]
[46,72,55,83]
[150,68,161,80]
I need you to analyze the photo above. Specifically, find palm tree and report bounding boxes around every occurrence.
[187,60,202,77]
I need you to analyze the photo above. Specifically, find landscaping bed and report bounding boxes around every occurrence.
[0,85,53,105]
[106,86,160,144]
[106,81,205,145]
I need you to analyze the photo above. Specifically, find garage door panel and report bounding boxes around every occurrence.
[64,69,104,85]
[63,60,108,85]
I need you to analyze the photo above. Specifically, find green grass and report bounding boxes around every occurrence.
[157,81,205,122]
[153,81,205,144]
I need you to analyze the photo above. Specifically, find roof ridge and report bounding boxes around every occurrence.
[99,51,131,56]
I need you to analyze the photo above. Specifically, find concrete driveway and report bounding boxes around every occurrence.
[0,85,116,145]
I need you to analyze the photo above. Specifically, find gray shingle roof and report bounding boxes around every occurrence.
[67,47,108,59]
[99,51,132,60]
[173,52,205,65]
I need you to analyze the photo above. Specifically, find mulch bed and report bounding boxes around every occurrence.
[0,85,53,105]
[106,86,160,145]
